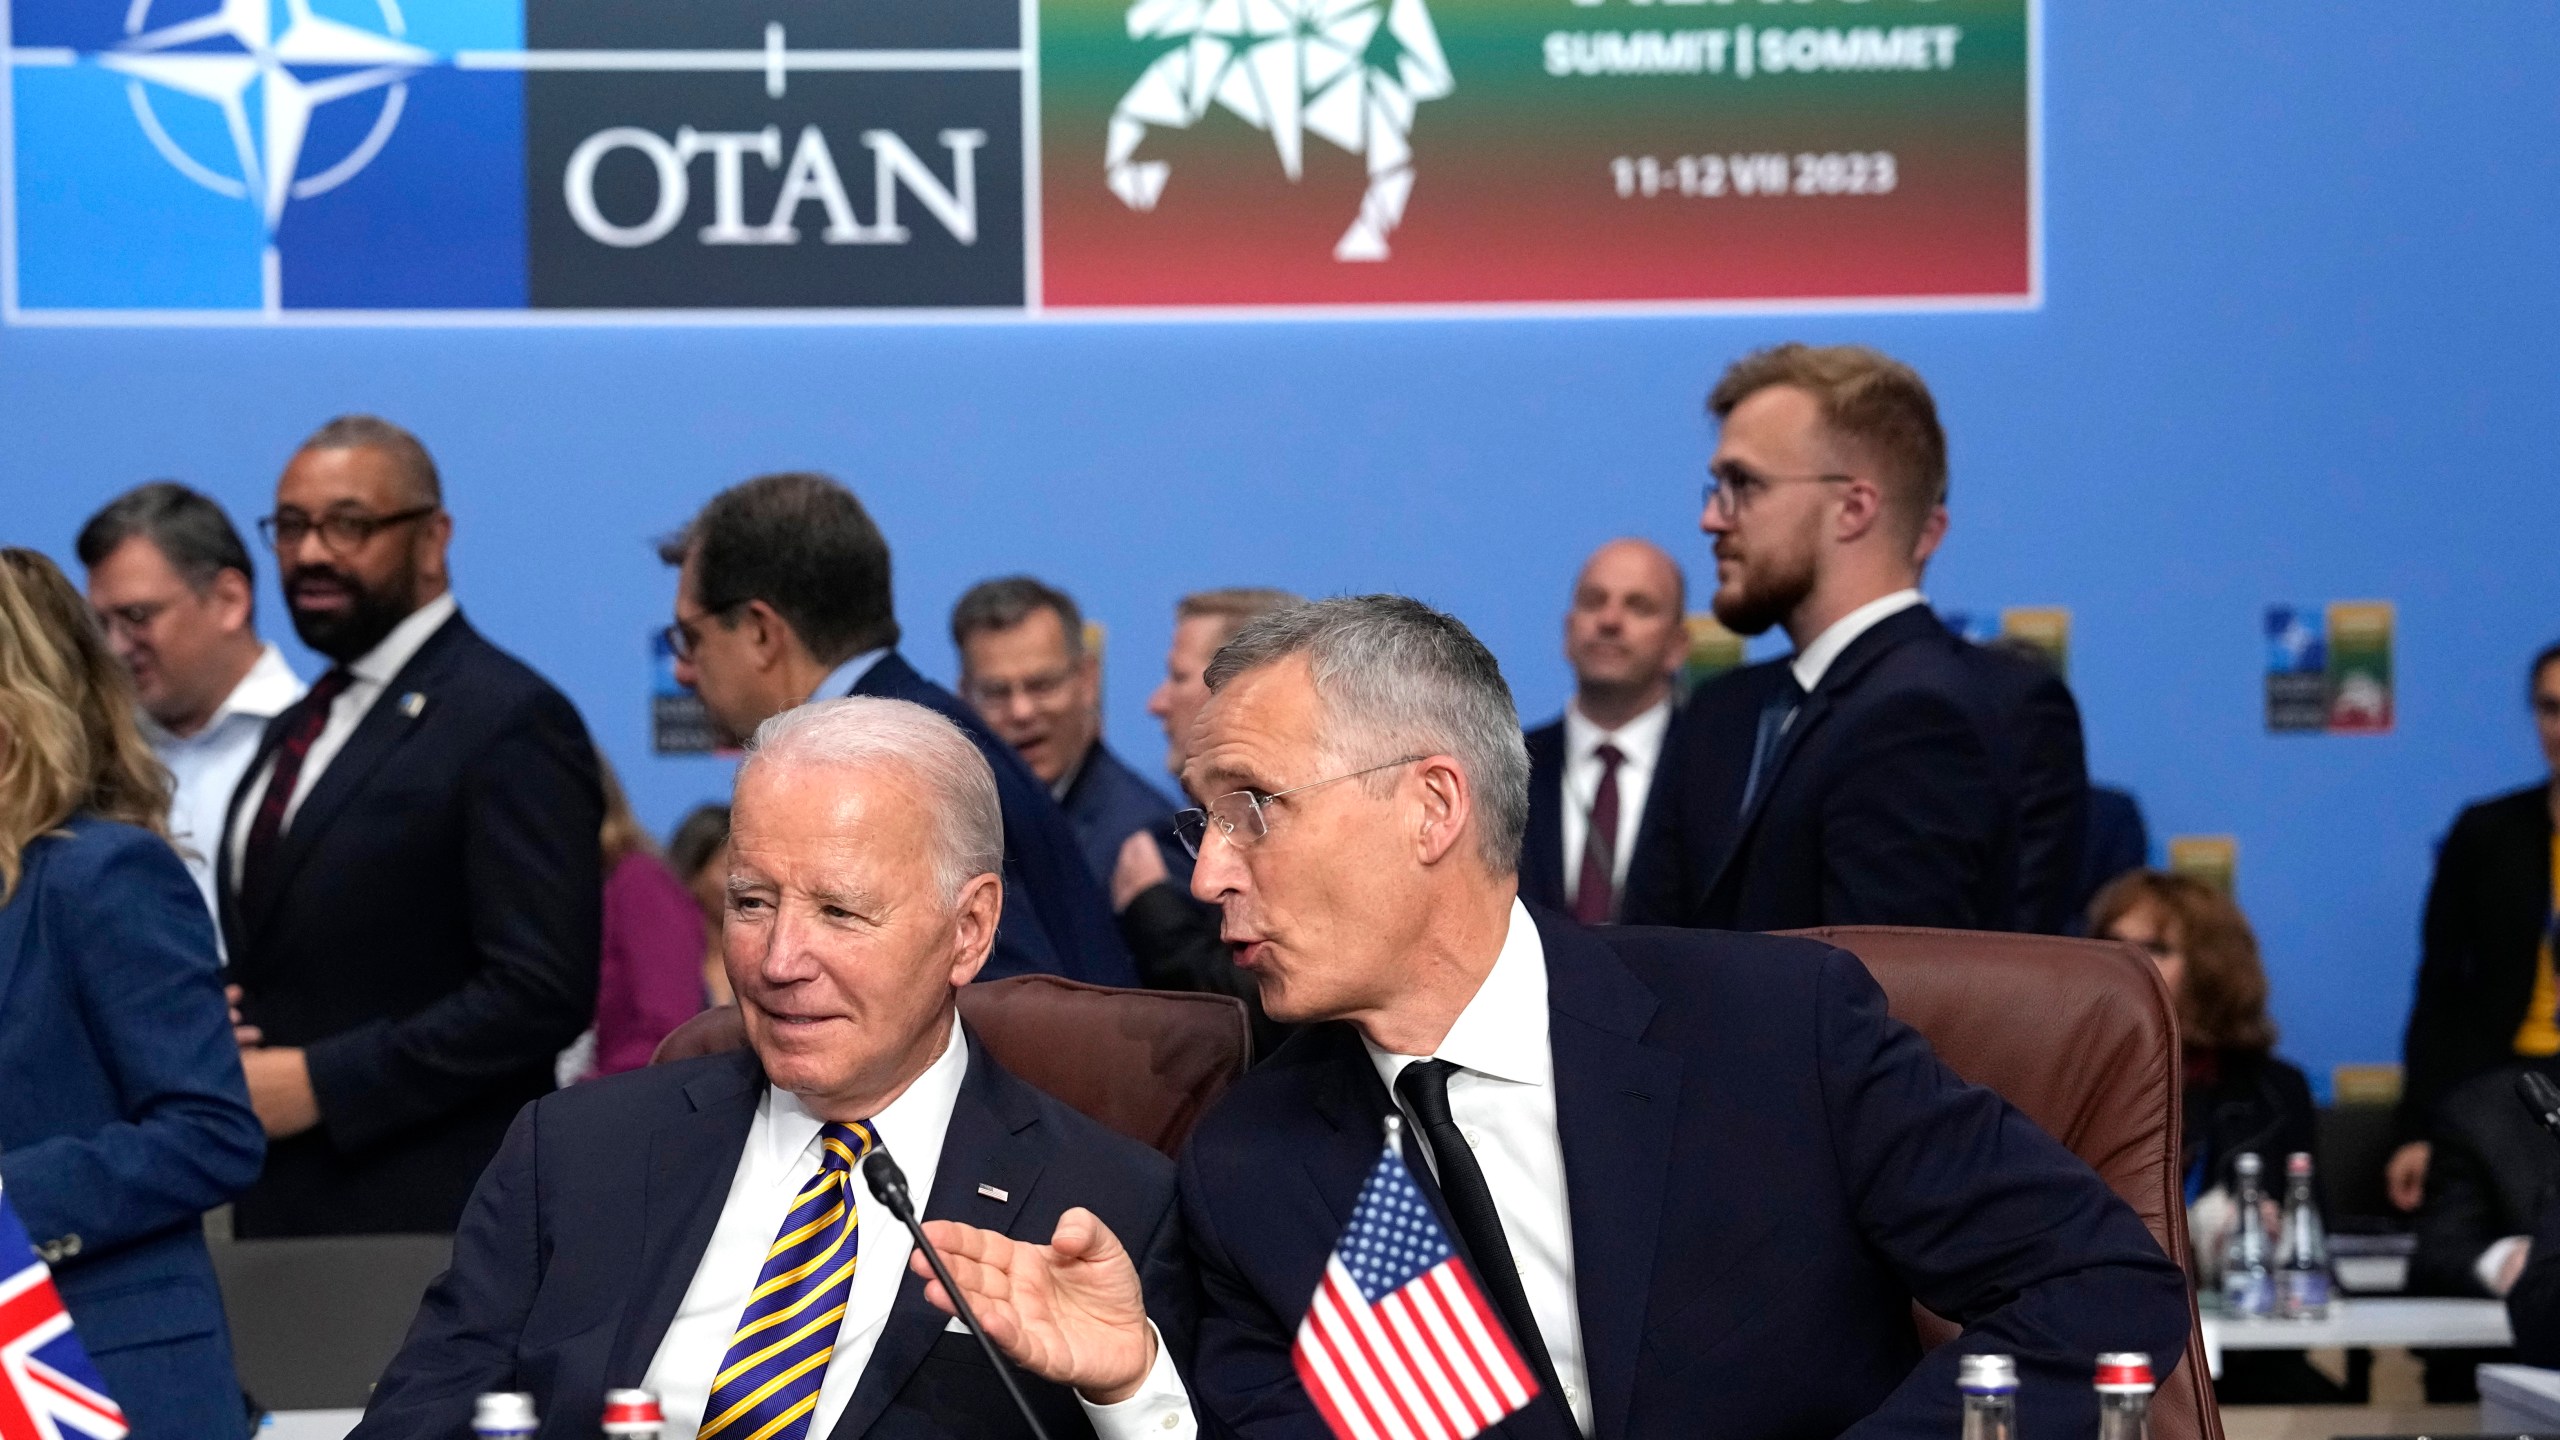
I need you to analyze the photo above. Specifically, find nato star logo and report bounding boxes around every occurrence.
[103,0,432,231]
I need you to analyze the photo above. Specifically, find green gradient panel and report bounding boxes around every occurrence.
[1039,0,2032,306]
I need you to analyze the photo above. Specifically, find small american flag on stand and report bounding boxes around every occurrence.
[1293,1117,1539,1440]
[0,1184,128,1440]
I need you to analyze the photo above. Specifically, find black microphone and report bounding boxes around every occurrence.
[2519,1071,2560,1143]
[862,1148,1057,1440]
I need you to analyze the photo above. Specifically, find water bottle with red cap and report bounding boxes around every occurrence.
[2094,1352,2155,1440]
[603,1388,666,1439]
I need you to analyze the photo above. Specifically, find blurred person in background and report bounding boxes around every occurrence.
[668,802,733,1006]
[953,576,1172,887]
[660,472,1133,986]
[77,481,304,931]
[558,753,705,1082]
[0,549,265,1438]
[1114,587,1299,1058]
[1521,538,1686,921]
[2390,641,2560,1213]
[223,415,603,1236]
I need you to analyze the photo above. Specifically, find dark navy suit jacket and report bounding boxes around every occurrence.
[352,1032,1193,1440]
[1518,716,1669,917]
[0,818,265,1439]
[1059,741,1177,888]
[222,612,603,1237]
[1623,607,2086,933]
[850,653,1137,988]
[1178,908,2187,1440]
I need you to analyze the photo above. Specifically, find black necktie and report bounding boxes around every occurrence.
[1394,1059,1563,1401]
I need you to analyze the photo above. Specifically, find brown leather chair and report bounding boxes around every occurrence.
[649,975,1253,1158]
[1786,926,2222,1440]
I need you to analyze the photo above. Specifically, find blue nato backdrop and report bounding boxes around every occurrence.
[5,0,2559,1092]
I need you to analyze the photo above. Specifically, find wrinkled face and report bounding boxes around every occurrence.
[1564,541,1686,698]
[725,758,994,1115]
[2536,661,2560,781]
[85,536,247,730]
[961,607,1099,787]
[1148,614,1231,783]
[2103,900,2187,1005]
[1700,386,1835,637]
[1184,658,1419,1025]
[272,445,442,663]
[672,551,766,747]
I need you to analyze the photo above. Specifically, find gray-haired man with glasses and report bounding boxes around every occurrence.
[218,414,604,1238]
[903,592,2185,1440]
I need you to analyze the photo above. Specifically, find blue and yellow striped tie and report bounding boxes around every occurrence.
[699,1120,878,1440]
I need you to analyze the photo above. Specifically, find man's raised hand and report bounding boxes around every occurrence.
[910,1208,1156,1404]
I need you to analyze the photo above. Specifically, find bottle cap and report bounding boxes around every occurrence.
[2095,1353,2156,1392]
[472,1392,538,1436]
[2234,1151,2262,1176]
[604,1389,665,1435]
[1958,1354,2019,1393]
[2287,1151,2313,1175]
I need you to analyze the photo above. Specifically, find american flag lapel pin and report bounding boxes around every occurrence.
[976,1183,1009,1202]
[398,692,426,719]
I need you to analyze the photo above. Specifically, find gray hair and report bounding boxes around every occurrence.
[1206,595,1529,874]
[739,697,1005,903]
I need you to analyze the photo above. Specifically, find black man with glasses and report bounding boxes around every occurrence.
[219,414,604,1238]
[1622,343,2087,935]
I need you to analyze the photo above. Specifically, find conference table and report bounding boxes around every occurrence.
[2200,1296,2514,1378]
[264,1410,363,1440]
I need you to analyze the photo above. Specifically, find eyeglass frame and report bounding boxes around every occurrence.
[257,504,439,554]
[662,600,750,663]
[1701,460,1855,520]
[1173,754,1430,859]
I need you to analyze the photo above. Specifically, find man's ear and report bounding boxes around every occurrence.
[948,872,1002,986]
[208,568,254,636]
[740,599,794,672]
[1831,477,1886,546]
[1413,756,1473,867]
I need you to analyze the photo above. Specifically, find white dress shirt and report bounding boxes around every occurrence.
[148,642,302,932]
[814,647,889,705]
[645,1014,1194,1440]
[1788,588,1927,695]
[1558,698,1671,911]
[225,591,459,893]
[1366,900,1592,1435]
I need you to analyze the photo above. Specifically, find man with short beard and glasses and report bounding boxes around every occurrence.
[218,414,604,1237]
[1621,343,2087,934]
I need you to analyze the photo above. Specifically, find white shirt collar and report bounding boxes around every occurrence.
[348,591,459,686]
[812,647,890,706]
[142,642,303,746]
[1790,588,1926,695]
[1364,898,1551,1092]
[1561,695,1671,770]
[758,1009,970,1176]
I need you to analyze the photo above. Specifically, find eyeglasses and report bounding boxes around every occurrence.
[96,598,176,637]
[662,601,747,662]
[1702,462,1853,519]
[963,665,1078,710]
[1173,756,1427,858]
[258,504,437,554]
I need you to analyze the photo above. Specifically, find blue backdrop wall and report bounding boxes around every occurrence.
[5,3,2555,1097]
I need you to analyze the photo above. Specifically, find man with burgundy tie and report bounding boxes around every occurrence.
[1519,540,1687,923]
[220,415,603,1237]
[353,698,1196,1440]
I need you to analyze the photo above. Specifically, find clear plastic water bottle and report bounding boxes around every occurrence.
[1959,1354,2019,1440]
[2278,1151,2333,1320]
[2221,1152,2275,1317]
[471,1392,537,1439]
[2094,1353,2155,1440]
[603,1388,665,1439]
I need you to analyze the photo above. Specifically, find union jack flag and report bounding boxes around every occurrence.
[1292,1122,1538,1440]
[0,1185,128,1440]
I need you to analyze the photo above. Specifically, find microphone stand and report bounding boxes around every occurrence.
[863,1148,1058,1440]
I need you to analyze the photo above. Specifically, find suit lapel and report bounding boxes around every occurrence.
[1537,912,1680,1440]
[606,1052,766,1385]
[243,616,467,937]
[827,1032,1050,1440]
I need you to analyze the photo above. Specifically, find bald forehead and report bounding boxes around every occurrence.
[1578,539,1682,601]
[281,444,433,510]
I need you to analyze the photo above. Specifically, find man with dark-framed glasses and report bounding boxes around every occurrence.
[219,414,604,1238]
[1622,343,2088,935]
